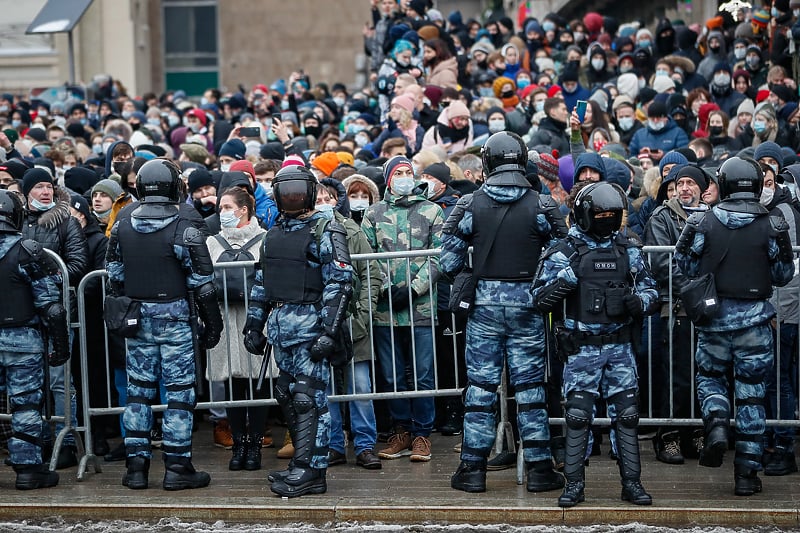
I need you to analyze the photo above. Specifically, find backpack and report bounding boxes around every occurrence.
[213,233,264,302]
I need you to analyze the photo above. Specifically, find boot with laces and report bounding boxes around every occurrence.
[451,459,487,493]
[378,430,412,459]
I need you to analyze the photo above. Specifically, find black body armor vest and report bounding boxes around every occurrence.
[565,237,631,324]
[261,222,324,304]
[0,241,37,327]
[472,189,545,281]
[118,217,189,301]
[699,211,772,299]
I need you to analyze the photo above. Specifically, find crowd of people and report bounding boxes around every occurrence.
[0,0,796,503]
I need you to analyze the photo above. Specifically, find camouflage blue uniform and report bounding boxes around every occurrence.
[533,226,659,419]
[675,205,795,471]
[106,213,213,461]
[441,184,562,464]
[0,235,62,466]
[247,212,353,470]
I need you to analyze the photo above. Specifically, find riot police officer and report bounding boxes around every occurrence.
[674,157,795,496]
[106,159,223,491]
[0,189,68,489]
[441,131,568,494]
[243,165,353,498]
[533,182,659,507]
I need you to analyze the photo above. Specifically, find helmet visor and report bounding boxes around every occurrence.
[275,179,311,213]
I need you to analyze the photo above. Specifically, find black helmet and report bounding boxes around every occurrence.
[717,156,763,201]
[0,190,23,233]
[481,131,530,187]
[135,159,181,203]
[573,182,626,240]
[273,165,317,216]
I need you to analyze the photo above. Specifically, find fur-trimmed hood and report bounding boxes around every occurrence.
[29,187,72,230]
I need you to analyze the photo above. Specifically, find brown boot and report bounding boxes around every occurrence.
[276,431,294,459]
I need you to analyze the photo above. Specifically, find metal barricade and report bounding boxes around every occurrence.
[75,245,800,482]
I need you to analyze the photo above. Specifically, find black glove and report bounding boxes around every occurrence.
[201,327,222,350]
[310,334,336,362]
[623,293,644,318]
[243,329,267,355]
[388,286,415,311]
[48,340,70,367]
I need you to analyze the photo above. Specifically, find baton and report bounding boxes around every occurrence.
[40,326,53,421]
[186,291,205,397]
[256,343,273,393]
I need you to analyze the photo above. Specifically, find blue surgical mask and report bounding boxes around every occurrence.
[11,120,20,129]
[648,119,666,131]
[147,118,161,127]
[259,182,273,197]
[772,7,780,17]
[517,79,531,90]
[534,101,545,113]
[479,87,494,98]
[280,99,290,110]
[30,198,56,211]
[349,198,369,211]
[92,144,103,154]
[639,39,651,48]
[655,69,669,77]
[391,176,416,196]
[121,110,132,120]
[79,118,88,126]
[219,210,240,228]
[542,21,556,32]
[315,203,335,219]
[618,116,635,131]
[347,124,366,135]
[168,115,180,128]
[753,120,767,133]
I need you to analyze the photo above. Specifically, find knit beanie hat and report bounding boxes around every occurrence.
[0,159,28,181]
[537,152,560,182]
[383,155,413,185]
[616,73,640,100]
[22,168,53,197]
[677,165,709,192]
[311,152,341,177]
[179,142,210,164]
[447,100,470,119]
[647,101,668,118]
[658,150,689,175]
[64,167,99,195]
[754,101,777,122]
[754,141,784,169]
[218,139,246,160]
[752,9,770,29]
[259,142,285,161]
[652,76,675,94]
[69,194,91,221]
[493,76,516,97]
[421,162,451,184]
[91,178,124,200]
[230,160,256,179]
[737,98,755,116]
[771,84,796,104]
[391,94,416,113]
[186,169,215,195]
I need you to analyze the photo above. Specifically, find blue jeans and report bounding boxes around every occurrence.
[766,323,798,446]
[328,359,378,455]
[374,325,435,437]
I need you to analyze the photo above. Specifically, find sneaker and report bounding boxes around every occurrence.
[356,449,382,470]
[150,425,163,449]
[487,450,516,471]
[378,431,412,459]
[410,436,431,462]
[213,420,233,450]
[453,441,462,453]
[327,449,347,467]
[261,434,274,448]
[654,435,685,465]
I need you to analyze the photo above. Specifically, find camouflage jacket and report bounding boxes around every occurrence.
[361,187,443,326]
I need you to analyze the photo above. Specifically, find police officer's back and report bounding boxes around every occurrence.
[0,190,68,490]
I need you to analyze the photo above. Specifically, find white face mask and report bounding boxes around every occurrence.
[259,182,273,196]
[315,203,335,219]
[591,58,604,71]
[391,176,416,196]
[219,210,240,228]
[488,119,506,133]
[349,198,369,211]
[220,163,231,172]
[760,186,775,206]
[648,119,666,131]
[734,48,746,60]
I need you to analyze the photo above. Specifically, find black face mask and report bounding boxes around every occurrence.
[501,90,515,99]
[304,125,322,138]
[674,117,688,130]
[590,215,619,240]
[130,122,141,131]
[709,125,724,136]
[709,45,721,54]
[494,66,506,76]
[113,160,133,177]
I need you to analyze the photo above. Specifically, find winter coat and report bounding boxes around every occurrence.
[421,108,474,155]
[643,197,696,306]
[22,188,89,287]
[767,187,800,324]
[527,116,571,156]
[628,118,689,157]
[426,57,459,89]
[361,186,443,327]
[206,217,266,381]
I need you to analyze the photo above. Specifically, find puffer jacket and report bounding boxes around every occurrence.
[22,188,88,287]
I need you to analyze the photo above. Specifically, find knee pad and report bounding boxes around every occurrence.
[564,391,593,430]
[275,371,294,407]
[610,389,639,429]
[735,369,767,386]
[165,382,195,410]
[127,377,158,406]
[293,375,325,415]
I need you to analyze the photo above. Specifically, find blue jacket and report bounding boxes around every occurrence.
[628,118,689,157]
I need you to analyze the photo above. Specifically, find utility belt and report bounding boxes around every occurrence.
[270,300,323,310]
[553,323,632,362]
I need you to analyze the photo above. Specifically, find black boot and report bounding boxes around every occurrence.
[699,411,729,468]
[245,434,262,471]
[614,403,652,506]
[558,480,585,507]
[270,464,327,497]
[440,399,464,436]
[526,460,564,492]
[229,434,247,471]
[55,444,78,470]
[122,456,149,490]
[559,395,591,508]
[734,463,763,496]
[268,461,294,483]
[14,463,59,490]
[451,459,487,493]
[163,456,210,491]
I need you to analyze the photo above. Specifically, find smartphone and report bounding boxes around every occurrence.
[576,100,588,123]
[272,112,282,124]
[239,126,261,138]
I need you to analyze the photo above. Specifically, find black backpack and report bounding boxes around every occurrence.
[212,233,264,302]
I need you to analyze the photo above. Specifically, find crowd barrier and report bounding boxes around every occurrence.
[70,246,800,481]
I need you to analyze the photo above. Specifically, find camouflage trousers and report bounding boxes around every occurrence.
[0,349,44,465]
[562,342,640,425]
[461,305,551,463]
[275,340,331,469]
[696,323,773,470]
[124,318,195,460]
